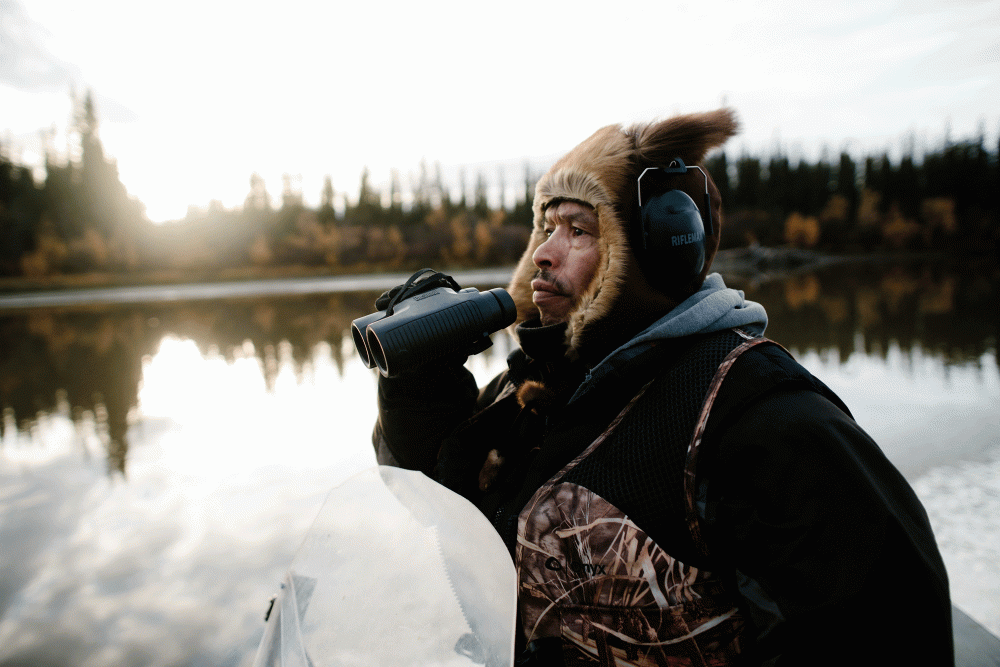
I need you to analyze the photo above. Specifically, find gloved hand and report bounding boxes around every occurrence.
[368,269,494,475]
[373,271,481,470]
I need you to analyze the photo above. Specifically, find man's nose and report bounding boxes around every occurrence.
[533,228,563,269]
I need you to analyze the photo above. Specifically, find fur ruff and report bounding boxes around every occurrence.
[507,108,739,357]
[516,379,559,414]
[478,448,504,492]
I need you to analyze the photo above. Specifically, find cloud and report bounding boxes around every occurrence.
[0,412,379,666]
[0,0,82,92]
[0,0,138,126]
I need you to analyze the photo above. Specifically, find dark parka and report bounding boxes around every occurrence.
[373,109,953,666]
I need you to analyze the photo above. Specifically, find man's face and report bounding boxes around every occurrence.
[531,200,601,325]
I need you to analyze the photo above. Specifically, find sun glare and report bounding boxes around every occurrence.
[132,333,382,478]
[137,336,266,422]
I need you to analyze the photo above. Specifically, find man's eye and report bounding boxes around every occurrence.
[572,227,587,237]
[543,228,554,237]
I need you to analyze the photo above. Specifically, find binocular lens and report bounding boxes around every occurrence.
[351,311,386,369]
[368,329,390,376]
[353,325,373,368]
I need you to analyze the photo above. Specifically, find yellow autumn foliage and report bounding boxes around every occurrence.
[784,273,821,309]
[881,206,921,249]
[784,212,820,248]
[921,198,958,235]
[819,194,850,224]
[857,189,881,227]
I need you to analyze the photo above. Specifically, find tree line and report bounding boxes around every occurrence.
[706,135,999,253]
[1,92,997,282]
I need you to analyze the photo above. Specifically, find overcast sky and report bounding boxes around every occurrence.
[2,0,998,221]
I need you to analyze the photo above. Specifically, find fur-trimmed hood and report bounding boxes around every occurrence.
[507,109,739,361]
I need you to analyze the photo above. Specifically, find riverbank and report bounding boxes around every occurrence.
[2,247,982,304]
[0,246,865,295]
[0,263,361,295]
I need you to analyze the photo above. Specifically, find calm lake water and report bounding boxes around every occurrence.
[0,257,997,666]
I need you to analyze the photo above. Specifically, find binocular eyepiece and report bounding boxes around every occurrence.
[352,285,517,377]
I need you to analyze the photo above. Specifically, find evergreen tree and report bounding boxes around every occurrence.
[59,90,145,270]
[706,151,731,205]
[273,173,305,239]
[457,167,468,211]
[733,154,763,210]
[350,167,382,227]
[496,166,507,213]
[78,90,112,235]
[763,153,791,213]
[508,161,535,228]
[473,171,489,219]
[405,162,430,228]
[319,175,336,224]
[245,172,272,211]
[827,151,860,242]
[792,155,831,215]
[864,154,893,215]
[896,153,920,220]
[387,168,405,227]
[433,161,449,213]
[0,148,43,275]
[835,153,858,207]
[281,173,303,210]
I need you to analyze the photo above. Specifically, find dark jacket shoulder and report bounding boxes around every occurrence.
[697,346,954,666]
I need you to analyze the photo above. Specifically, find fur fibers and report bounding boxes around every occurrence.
[507,108,739,358]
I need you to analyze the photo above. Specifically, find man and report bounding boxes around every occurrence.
[373,109,953,665]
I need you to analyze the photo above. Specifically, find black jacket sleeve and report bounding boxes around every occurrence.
[702,388,953,666]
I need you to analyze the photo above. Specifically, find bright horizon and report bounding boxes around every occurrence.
[2,0,998,222]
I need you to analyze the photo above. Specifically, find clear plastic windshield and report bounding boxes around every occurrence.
[253,466,517,667]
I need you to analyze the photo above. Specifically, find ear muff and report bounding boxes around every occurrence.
[636,158,714,290]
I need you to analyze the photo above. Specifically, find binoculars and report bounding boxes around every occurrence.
[352,284,517,377]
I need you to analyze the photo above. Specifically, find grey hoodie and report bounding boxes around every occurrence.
[569,273,768,404]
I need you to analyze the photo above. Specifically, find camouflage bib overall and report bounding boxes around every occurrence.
[515,330,772,666]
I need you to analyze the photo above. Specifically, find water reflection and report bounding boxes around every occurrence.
[753,258,998,367]
[0,258,996,478]
[0,291,509,476]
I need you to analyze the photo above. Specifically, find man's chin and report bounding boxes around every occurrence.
[533,290,576,326]
[537,307,572,327]
[536,314,558,326]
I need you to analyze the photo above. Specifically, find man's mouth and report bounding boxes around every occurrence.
[531,274,571,316]
[531,271,567,298]
[530,279,562,296]
[531,272,574,324]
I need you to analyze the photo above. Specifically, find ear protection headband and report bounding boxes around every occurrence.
[636,158,713,289]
